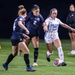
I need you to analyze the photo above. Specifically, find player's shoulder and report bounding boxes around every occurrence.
[17,16,24,21]
[45,17,51,21]
[55,18,61,22]
[39,14,43,18]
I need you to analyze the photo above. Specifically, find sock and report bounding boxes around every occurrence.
[47,51,52,56]
[34,48,38,62]
[6,54,15,65]
[57,47,64,61]
[24,54,30,67]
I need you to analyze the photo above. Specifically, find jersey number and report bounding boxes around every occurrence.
[13,22,16,31]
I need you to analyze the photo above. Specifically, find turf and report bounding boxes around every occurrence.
[0,39,75,75]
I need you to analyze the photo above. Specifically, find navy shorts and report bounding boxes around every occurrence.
[27,33,38,39]
[11,39,23,46]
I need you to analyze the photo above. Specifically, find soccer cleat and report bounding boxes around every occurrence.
[33,62,38,66]
[46,54,50,62]
[3,63,8,70]
[68,50,75,55]
[26,67,36,72]
[61,62,67,66]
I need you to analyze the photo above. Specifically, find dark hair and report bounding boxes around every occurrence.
[32,4,40,10]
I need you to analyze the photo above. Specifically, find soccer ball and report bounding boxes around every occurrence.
[53,58,62,67]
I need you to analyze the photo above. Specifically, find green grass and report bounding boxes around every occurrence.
[0,39,75,75]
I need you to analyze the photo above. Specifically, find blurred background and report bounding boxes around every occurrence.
[0,0,75,39]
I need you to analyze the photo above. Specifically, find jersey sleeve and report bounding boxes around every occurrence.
[40,14,44,24]
[18,17,23,22]
[45,18,49,26]
[58,19,64,25]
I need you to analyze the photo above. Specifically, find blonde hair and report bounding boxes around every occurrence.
[18,5,26,15]
[18,5,24,10]
[48,8,58,17]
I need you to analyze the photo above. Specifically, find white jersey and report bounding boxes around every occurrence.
[44,17,63,43]
[45,17,63,33]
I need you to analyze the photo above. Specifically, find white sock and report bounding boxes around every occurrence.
[57,47,64,61]
[47,51,52,56]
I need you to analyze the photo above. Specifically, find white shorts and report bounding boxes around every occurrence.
[44,32,59,43]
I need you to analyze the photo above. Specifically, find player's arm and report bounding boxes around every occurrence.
[61,23,75,32]
[18,21,29,34]
[42,22,48,32]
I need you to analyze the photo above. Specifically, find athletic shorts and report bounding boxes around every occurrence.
[27,33,38,39]
[11,39,23,46]
[44,32,59,43]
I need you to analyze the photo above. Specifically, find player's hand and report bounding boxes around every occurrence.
[71,28,75,32]
[43,26,48,32]
[26,29,30,34]
[22,33,30,39]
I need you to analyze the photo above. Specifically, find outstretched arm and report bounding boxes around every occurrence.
[61,23,75,32]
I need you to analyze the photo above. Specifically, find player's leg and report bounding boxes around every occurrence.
[3,46,18,70]
[3,40,18,70]
[46,43,53,62]
[53,39,66,66]
[18,39,31,56]
[32,36,39,66]
[18,41,36,72]
[68,32,75,54]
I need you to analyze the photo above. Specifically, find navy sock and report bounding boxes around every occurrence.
[34,48,38,62]
[6,54,15,65]
[24,54,30,67]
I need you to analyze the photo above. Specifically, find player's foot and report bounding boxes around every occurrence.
[2,63,8,70]
[68,50,75,55]
[46,54,50,62]
[61,62,67,66]
[33,62,38,66]
[26,67,36,72]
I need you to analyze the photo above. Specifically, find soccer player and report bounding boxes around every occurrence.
[25,4,45,66]
[43,8,75,66]
[2,5,36,72]
[66,4,75,54]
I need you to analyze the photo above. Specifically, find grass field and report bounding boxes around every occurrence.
[0,39,75,75]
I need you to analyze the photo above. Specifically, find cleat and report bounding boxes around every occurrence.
[26,67,36,72]
[3,63,8,70]
[46,54,50,62]
[33,63,38,66]
[61,62,67,66]
[68,51,75,55]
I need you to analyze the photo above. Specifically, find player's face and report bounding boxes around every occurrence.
[51,10,58,19]
[32,9,40,16]
[70,5,75,11]
[23,13,27,18]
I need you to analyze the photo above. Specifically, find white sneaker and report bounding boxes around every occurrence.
[68,50,75,54]
[33,63,38,66]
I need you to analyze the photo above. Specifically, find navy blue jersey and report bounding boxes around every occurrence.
[25,12,44,35]
[11,16,25,41]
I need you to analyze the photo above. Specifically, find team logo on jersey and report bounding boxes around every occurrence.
[37,18,40,21]
[19,18,23,21]
[35,18,40,21]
